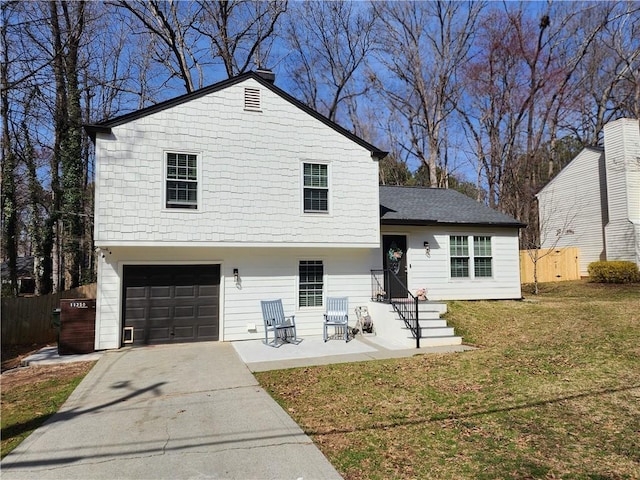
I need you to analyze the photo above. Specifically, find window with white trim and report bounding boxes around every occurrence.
[299,260,323,307]
[303,163,328,212]
[450,235,493,278]
[473,236,493,277]
[450,236,469,278]
[166,152,197,209]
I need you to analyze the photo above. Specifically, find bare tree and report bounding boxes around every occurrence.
[565,1,640,145]
[4,0,104,292]
[372,0,484,188]
[113,0,206,93]
[283,1,375,125]
[195,0,287,78]
[458,2,615,251]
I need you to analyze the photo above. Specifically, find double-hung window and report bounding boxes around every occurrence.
[166,152,198,209]
[450,235,493,278]
[450,236,469,278]
[299,260,323,307]
[303,163,328,213]
[473,236,493,277]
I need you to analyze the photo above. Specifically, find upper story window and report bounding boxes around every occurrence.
[450,235,493,278]
[166,152,197,209]
[303,163,328,213]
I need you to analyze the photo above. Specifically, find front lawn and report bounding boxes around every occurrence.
[256,281,640,479]
[1,362,95,459]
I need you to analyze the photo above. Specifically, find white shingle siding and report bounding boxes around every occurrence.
[94,78,379,247]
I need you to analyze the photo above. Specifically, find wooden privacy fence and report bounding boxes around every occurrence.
[520,247,581,284]
[1,283,97,345]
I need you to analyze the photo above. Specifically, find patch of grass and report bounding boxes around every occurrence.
[256,281,640,479]
[1,362,95,459]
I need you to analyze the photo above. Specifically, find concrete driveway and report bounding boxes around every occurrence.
[1,342,343,480]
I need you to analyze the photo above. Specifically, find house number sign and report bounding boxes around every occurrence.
[69,302,89,308]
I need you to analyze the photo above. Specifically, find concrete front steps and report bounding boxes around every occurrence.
[367,300,463,349]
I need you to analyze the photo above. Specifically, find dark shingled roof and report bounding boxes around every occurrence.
[380,186,525,228]
[0,256,34,280]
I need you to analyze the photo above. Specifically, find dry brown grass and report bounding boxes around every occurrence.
[257,281,640,479]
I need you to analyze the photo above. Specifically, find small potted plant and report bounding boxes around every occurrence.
[415,287,427,301]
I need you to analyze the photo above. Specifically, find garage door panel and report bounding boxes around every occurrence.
[149,286,172,298]
[123,265,220,346]
[197,305,217,316]
[148,328,171,342]
[198,285,218,297]
[197,326,217,338]
[126,286,147,298]
[173,326,195,338]
[175,285,196,297]
[149,306,171,319]
[125,307,146,320]
[174,306,195,317]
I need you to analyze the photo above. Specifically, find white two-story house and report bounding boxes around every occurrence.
[87,71,523,350]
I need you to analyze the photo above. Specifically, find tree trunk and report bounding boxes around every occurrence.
[1,9,18,296]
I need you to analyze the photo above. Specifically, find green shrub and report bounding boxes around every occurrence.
[588,261,640,283]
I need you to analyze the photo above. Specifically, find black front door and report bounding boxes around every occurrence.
[382,235,408,299]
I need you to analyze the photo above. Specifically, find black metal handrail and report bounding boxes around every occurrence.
[371,269,421,348]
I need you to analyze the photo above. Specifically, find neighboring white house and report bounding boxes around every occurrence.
[537,118,640,276]
[86,71,523,350]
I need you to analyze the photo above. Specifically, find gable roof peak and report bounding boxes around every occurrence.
[85,70,387,159]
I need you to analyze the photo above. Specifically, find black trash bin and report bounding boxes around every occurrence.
[51,308,61,329]
[52,308,62,351]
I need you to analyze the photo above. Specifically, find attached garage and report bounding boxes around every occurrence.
[122,265,220,346]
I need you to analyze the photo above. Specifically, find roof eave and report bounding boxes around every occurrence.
[84,124,112,143]
[380,218,526,229]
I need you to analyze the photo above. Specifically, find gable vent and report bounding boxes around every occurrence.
[244,87,261,111]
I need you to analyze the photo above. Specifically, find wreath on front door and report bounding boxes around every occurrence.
[388,246,403,262]
[387,245,403,274]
